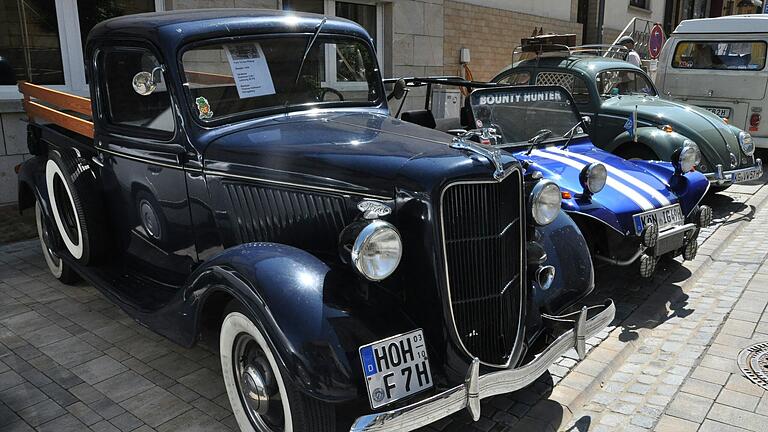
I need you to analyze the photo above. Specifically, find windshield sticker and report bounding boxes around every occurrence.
[224,43,276,99]
[195,96,213,119]
[476,90,564,106]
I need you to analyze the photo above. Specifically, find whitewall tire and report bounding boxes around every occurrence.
[35,202,78,284]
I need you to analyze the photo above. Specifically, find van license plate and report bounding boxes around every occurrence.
[359,329,432,409]
[633,204,684,234]
[703,107,731,119]
[732,167,763,183]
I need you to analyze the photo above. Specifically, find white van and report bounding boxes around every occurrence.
[656,15,768,148]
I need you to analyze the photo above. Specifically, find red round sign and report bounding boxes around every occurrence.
[649,24,665,59]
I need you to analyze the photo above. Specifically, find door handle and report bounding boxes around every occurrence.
[91,154,104,168]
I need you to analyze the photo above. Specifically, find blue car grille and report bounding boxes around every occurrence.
[439,169,524,367]
[224,183,348,250]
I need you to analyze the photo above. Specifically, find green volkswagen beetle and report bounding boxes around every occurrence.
[492,55,762,190]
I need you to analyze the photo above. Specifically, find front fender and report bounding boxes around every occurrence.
[605,127,689,161]
[185,243,417,404]
[17,156,47,213]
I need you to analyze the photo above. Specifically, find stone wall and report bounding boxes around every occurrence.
[0,103,27,205]
[443,0,583,81]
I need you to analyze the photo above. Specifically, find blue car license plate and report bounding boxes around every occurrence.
[633,204,684,235]
[359,329,432,409]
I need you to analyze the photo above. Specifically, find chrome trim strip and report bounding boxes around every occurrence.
[98,147,183,171]
[438,168,524,368]
[202,169,393,200]
[349,300,616,432]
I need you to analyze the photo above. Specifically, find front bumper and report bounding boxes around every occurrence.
[349,300,616,432]
[704,158,762,185]
[654,223,697,256]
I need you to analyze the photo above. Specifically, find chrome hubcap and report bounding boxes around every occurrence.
[233,334,284,431]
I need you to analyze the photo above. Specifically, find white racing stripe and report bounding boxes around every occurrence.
[530,149,655,211]
[545,147,672,207]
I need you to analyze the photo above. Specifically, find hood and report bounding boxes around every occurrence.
[601,95,742,170]
[203,111,519,199]
[513,140,681,234]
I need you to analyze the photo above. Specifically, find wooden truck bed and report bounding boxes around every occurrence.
[18,82,94,138]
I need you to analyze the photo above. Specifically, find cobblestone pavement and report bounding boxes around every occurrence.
[1,173,766,432]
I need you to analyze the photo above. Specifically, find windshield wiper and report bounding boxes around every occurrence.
[293,17,327,88]
[526,129,552,155]
[561,121,584,150]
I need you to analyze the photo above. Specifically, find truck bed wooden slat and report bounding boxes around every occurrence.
[23,100,94,139]
[18,82,92,117]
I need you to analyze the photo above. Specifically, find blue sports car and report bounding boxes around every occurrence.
[391,79,712,277]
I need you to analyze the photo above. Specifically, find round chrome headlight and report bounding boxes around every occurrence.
[579,162,607,194]
[679,140,701,172]
[530,180,561,225]
[351,220,403,281]
[738,131,755,157]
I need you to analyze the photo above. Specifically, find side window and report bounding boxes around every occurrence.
[497,71,531,86]
[535,72,592,106]
[102,48,174,133]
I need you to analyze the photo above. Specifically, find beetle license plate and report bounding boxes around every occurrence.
[359,329,432,409]
[732,167,763,183]
[703,107,731,119]
[633,204,684,234]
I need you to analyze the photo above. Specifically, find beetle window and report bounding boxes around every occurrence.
[102,49,174,133]
[497,71,530,86]
[534,72,592,106]
[596,70,657,97]
[181,36,381,122]
[672,41,767,71]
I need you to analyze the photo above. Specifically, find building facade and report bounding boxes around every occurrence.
[0,0,661,206]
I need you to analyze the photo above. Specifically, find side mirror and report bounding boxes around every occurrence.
[387,78,407,101]
[581,116,592,127]
[132,66,163,96]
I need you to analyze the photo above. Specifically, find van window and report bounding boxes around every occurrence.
[672,41,767,71]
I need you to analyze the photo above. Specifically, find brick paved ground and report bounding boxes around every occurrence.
[1,174,766,431]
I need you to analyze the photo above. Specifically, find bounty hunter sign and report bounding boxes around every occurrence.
[470,86,580,144]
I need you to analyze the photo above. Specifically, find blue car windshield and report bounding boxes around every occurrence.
[469,86,585,146]
[181,35,382,122]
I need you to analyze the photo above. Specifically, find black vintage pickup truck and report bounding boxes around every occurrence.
[16,9,613,431]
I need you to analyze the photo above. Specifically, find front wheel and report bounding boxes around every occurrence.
[219,307,334,432]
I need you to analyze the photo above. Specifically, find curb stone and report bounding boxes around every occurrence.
[540,185,768,431]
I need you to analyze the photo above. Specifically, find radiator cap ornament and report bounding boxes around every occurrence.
[357,200,392,219]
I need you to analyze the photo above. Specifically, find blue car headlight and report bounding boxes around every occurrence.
[579,162,607,194]
[738,131,755,157]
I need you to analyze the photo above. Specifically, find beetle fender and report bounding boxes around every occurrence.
[606,127,689,161]
[186,242,413,404]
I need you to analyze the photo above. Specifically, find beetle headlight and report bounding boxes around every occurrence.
[530,180,561,225]
[350,220,402,281]
[738,131,755,157]
[674,140,701,173]
[579,162,607,194]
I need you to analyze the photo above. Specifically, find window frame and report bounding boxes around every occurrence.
[95,43,177,141]
[670,40,768,72]
[629,0,649,10]
[280,0,384,90]
[0,0,163,100]
[594,68,659,97]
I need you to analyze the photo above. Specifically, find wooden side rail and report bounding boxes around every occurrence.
[18,81,94,138]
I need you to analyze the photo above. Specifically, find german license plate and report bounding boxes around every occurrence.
[703,106,731,119]
[359,329,432,409]
[732,167,763,183]
[633,204,684,234]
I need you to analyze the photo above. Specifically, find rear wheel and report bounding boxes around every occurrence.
[219,305,334,432]
[35,202,78,284]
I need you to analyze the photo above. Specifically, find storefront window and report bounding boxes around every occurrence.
[336,2,377,46]
[76,0,155,52]
[0,0,64,85]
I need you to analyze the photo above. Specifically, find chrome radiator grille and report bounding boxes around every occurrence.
[440,170,524,366]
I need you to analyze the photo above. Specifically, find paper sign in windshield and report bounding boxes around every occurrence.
[475,90,565,106]
[225,43,276,99]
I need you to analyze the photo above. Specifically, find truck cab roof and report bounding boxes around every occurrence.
[87,9,372,49]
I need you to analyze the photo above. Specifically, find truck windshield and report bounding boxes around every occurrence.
[469,87,585,147]
[596,69,657,98]
[181,36,381,122]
